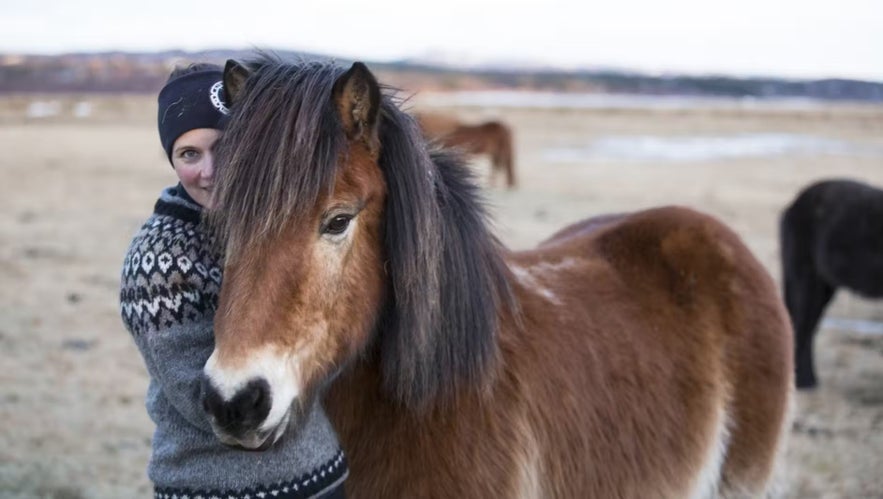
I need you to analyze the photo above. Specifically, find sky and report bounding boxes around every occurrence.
[3,0,882,81]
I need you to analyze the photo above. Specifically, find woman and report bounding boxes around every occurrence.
[120,63,347,499]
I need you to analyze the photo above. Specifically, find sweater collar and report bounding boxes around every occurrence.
[153,183,203,224]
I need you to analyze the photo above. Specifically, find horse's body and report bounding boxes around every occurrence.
[326,208,792,498]
[417,112,516,188]
[781,178,883,388]
[201,59,793,498]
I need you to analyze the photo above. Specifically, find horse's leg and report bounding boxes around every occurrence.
[786,275,834,388]
[490,152,501,188]
[486,148,501,188]
[504,156,515,189]
[501,133,515,189]
[781,203,837,389]
[784,259,835,389]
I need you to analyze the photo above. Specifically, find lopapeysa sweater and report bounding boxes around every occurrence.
[120,185,347,499]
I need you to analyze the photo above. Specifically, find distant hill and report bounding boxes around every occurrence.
[1,49,882,102]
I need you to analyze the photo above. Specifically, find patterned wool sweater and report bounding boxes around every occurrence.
[120,185,347,499]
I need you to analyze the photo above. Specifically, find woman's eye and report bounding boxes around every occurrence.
[323,214,353,235]
[180,149,200,161]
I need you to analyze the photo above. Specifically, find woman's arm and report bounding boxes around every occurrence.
[134,318,215,431]
[120,214,222,432]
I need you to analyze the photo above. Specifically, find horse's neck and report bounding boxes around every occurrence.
[323,359,430,483]
[323,357,510,496]
[324,360,401,438]
[323,353,496,441]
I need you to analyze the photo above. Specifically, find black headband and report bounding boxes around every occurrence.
[157,70,229,163]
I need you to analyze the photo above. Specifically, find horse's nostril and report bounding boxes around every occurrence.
[201,375,224,417]
[247,382,265,409]
[201,376,273,433]
[237,379,271,423]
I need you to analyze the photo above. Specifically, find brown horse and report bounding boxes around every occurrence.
[201,58,793,498]
[417,112,516,189]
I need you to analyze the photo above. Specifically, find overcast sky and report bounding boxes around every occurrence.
[3,0,882,80]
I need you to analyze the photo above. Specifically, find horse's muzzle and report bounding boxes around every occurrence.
[201,375,276,449]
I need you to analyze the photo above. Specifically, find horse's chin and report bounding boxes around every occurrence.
[213,410,292,451]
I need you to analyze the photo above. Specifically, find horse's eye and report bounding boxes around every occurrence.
[323,214,353,235]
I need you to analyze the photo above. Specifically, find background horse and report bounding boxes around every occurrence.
[417,112,516,189]
[781,178,883,388]
[201,58,793,498]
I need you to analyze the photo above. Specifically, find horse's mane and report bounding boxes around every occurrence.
[209,57,516,408]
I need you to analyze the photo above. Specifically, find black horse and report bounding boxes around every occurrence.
[781,178,883,388]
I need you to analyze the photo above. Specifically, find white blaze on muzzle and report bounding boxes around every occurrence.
[203,345,303,434]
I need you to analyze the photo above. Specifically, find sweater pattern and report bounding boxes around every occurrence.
[120,195,222,337]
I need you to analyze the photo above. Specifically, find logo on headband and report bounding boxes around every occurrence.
[209,81,230,115]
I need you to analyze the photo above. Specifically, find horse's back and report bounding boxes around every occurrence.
[507,206,792,497]
[538,206,778,305]
[415,112,461,138]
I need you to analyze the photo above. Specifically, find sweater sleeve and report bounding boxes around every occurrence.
[120,213,223,433]
[137,318,215,432]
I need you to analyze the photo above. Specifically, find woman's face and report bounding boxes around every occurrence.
[171,128,221,208]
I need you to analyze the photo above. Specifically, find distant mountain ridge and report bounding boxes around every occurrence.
[1,48,882,102]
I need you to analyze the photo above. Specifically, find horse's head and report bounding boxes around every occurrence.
[199,60,387,449]
[200,58,511,449]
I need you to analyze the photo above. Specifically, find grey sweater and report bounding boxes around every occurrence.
[120,185,347,499]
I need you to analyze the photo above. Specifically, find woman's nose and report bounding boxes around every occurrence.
[202,154,215,180]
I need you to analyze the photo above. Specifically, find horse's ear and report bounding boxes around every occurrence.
[332,62,381,154]
[223,59,250,106]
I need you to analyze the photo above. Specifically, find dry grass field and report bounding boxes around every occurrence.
[1,92,881,498]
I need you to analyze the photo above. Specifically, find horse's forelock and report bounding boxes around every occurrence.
[209,59,348,258]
